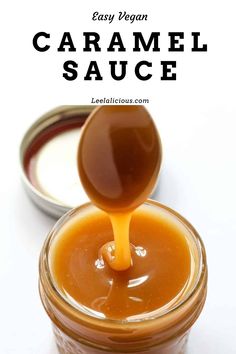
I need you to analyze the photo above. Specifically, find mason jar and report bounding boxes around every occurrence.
[39,200,207,354]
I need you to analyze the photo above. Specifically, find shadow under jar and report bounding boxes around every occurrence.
[39,200,207,354]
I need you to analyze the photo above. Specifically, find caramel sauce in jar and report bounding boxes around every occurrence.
[39,201,207,354]
[39,105,207,354]
[51,205,191,320]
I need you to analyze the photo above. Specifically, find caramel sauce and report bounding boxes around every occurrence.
[50,105,192,321]
[78,106,161,212]
[78,105,162,270]
[51,205,191,320]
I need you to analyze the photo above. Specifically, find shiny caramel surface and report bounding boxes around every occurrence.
[78,105,162,212]
[51,205,191,320]
[78,105,162,270]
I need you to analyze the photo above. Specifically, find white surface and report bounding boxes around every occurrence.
[33,127,89,207]
[1,0,236,353]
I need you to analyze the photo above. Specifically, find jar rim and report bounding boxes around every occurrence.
[39,199,207,328]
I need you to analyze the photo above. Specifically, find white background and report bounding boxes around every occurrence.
[1,0,236,353]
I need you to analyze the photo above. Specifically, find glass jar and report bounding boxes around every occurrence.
[39,200,207,354]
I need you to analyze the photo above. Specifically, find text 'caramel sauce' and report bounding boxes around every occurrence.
[51,105,191,320]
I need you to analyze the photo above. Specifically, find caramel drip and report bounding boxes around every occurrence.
[78,105,162,271]
[101,213,132,271]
